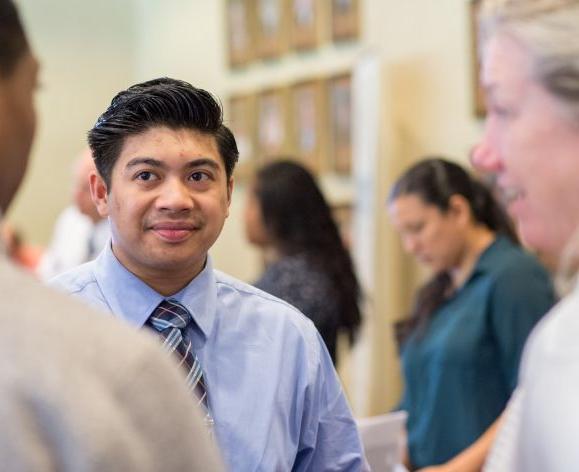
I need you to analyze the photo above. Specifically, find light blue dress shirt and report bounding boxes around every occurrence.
[51,244,366,471]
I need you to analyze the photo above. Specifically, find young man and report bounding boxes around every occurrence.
[53,77,367,471]
[0,2,222,470]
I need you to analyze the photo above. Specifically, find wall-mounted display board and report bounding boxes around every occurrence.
[228,71,354,178]
[228,94,257,180]
[226,0,360,68]
[327,72,352,174]
[289,0,321,50]
[290,79,327,173]
[256,87,290,161]
[226,0,255,67]
[256,0,288,59]
[331,0,359,41]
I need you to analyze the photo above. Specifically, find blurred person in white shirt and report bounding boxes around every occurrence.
[38,147,109,280]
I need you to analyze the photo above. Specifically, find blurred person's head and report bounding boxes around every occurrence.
[473,0,579,262]
[388,158,517,274]
[245,160,345,255]
[88,77,238,190]
[73,148,101,223]
[87,78,238,294]
[0,0,39,213]
[245,159,362,344]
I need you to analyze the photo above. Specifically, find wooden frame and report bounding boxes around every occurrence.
[226,0,255,68]
[227,93,257,180]
[256,87,289,162]
[256,0,288,59]
[289,0,321,50]
[327,73,353,175]
[470,0,486,116]
[331,0,360,41]
[289,79,327,174]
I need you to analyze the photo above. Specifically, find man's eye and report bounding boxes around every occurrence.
[136,171,156,181]
[190,172,209,182]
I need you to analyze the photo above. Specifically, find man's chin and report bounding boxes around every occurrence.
[146,253,206,276]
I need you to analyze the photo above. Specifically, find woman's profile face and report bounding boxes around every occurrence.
[477,33,579,258]
[243,182,271,247]
[389,193,467,272]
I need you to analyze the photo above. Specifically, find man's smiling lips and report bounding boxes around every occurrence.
[149,222,200,243]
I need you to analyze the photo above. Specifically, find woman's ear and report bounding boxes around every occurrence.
[447,194,472,225]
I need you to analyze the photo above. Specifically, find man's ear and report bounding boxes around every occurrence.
[225,177,234,218]
[89,171,110,218]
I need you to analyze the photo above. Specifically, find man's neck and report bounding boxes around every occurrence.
[111,245,206,296]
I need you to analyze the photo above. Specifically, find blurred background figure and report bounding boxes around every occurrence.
[244,160,362,366]
[37,148,109,280]
[0,221,42,272]
[387,158,554,471]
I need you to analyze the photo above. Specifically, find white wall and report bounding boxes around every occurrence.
[10,0,137,245]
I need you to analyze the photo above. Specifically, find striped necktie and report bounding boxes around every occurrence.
[147,299,210,416]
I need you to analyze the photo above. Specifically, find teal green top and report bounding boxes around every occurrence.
[399,236,555,469]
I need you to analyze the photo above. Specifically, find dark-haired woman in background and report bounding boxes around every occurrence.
[244,160,362,366]
[388,158,555,471]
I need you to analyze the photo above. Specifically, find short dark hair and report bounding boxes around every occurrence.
[88,77,239,187]
[0,0,29,78]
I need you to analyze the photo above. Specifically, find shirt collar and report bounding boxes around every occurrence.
[93,243,217,340]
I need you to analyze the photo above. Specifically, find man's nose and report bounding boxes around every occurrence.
[157,179,193,211]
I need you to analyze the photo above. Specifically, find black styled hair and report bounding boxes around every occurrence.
[389,157,519,343]
[88,77,238,188]
[254,160,362,345]
[0,0,29,78]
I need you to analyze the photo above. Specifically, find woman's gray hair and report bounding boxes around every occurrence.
[479,0,579,118]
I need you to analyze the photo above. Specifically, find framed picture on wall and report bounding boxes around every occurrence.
[290,79,326,173]
[289,0,320,50]
[226,0,255,67]
[327,73,353,175]
[256,87,289,161]
[470,0,486,116]
[256,0,288,59]
[331,0,359,41]
[332,202,354,249]
[227,94,257,180]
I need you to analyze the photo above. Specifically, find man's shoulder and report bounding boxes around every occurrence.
[214,269,318,331]
[0,258,223,470]
[2,258,134,354]
[50,260,98,294]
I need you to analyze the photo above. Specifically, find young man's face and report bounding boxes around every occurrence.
[0,51,39,212]
[91,126,233,283]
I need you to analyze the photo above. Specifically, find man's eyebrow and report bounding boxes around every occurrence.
[125,157,164,169]
[184,158,220,171]
[124,157,221,171]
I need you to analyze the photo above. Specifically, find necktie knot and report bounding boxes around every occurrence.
[146,298,211,425]
[149,298,193,332]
